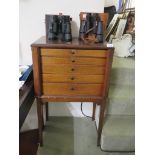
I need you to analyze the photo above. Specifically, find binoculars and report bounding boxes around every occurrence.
[46,15,72,42]
[79,13,104,43]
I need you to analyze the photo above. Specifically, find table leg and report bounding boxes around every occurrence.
[92,102,96,121]
[37,98,43,146]
[97,99,106,146]
[45,102,49,121]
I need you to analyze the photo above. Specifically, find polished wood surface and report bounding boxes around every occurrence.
[32,47,42,96]
[31,37,114,146]
[41,48,109,57]
[19,69,35,130]
[40,95,103,102]
[31,36,114,50]
[41,56,106,65]
[42,74,104,83]
[41,64,105,74]
[42,83,104,96]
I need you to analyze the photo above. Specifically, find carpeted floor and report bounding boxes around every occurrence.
[37,117,134,155]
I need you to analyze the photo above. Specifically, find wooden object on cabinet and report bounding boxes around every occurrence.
[31,36,114,146]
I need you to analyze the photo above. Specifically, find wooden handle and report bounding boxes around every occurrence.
[70,87,75,91]
[71,68,75,71]
[71,50,76,54]
[71,77,75,80]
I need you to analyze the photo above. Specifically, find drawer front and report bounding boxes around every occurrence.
[42,83,103,96]
[41,64,105,75]
[41,48,108,58]
[41,56,106,65]
[42,74,104,83]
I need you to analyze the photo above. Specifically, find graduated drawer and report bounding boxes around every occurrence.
[41,64,105,75]
[42,83,104,96]
[41,48,108,58]
[41,56,106,65]
[42,74,104,83]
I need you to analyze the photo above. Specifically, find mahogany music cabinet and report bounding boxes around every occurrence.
[31,36,114,146]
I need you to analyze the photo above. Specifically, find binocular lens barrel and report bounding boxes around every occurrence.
[48,32,57,40]
[97,21,103,35]
[64,33,72,42]
[46,15,72,42]
[79,13,104,43]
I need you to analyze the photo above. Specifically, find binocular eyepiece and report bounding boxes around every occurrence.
[46,15,72,42]
[79,13,104,43]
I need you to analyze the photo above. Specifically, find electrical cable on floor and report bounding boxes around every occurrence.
[80,102,92,118]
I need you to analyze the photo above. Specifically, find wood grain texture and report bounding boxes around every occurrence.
[41,64,105,75]
[41,56,106,65]
[102,50,114,97]
[31,37,114,50]
[19,70,34,130]
[42,83,104,96]
[42,74,104,83]
[41,48,108,58]
[32,47,42,96]
[40,95,103,102]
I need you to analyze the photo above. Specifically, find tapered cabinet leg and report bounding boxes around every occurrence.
[41,104,44,130]
[37,98,43,146]
[92,102,96,121]
[97,100,106,146]
[45,102,49,121]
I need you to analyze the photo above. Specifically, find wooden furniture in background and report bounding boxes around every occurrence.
[31,36,114,146]
[19,69,38,155]
[19,69,34,130]
[19,129,39,155]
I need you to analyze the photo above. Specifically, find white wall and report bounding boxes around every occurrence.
[19,0,105,65]
[104,0,119,10]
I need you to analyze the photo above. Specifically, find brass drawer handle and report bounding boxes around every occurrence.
[70,77,75,80]
[71,68,75,71]
[70,87,75,91]
[71,50,76,54]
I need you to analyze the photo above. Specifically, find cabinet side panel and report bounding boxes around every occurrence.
[32,47,42,96]
[103,49,114,97]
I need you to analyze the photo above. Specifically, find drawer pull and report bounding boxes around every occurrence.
[70,77,75,80]
[70,87,75,91]
[72,60,75,63]
[71,68,75,71]
[71,50,76,54]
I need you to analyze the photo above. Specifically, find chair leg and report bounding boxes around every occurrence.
[45,102,49,121]
[92,102,96,121]
[36,98,43,146]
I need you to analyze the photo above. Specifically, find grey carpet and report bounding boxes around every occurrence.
[101,56,135,151]
[37,117,134,155]
[101,115,135,152]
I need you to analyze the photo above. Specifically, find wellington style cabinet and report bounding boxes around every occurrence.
[31,36,114,146]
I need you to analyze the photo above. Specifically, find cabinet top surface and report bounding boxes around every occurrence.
[31,36,114,50]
